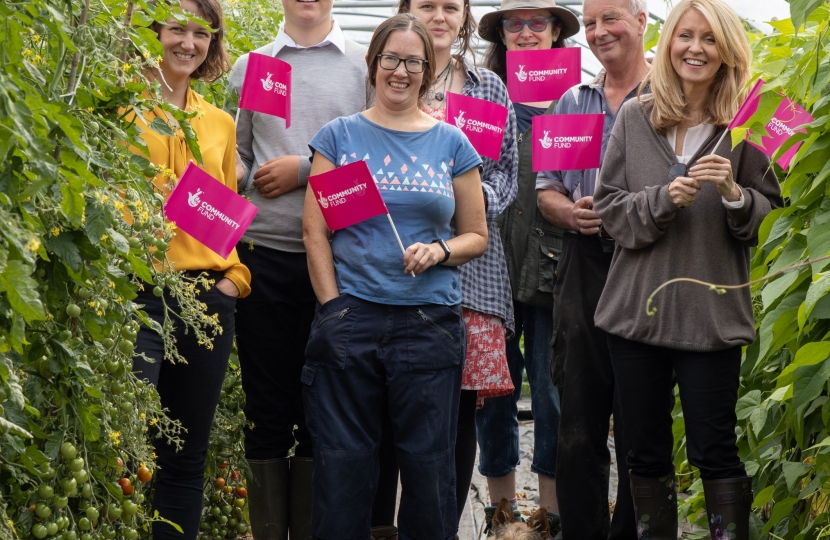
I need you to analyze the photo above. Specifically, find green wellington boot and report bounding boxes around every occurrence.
[703,476,753,540]
[248,458,289,540]
[629,470,678,539]
[288,456,314,540]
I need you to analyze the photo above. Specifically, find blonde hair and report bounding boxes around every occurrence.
[638,0,751,132]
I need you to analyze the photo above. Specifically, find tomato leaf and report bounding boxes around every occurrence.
[0,260,44,322]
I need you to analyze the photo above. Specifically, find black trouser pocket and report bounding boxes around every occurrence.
[304,295,360,370]
[406,304,463,371]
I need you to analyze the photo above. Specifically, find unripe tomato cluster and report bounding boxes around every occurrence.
[198,466,250,539]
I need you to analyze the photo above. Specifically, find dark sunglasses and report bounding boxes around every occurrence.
[668,162,687,182]
[501,16,557,33]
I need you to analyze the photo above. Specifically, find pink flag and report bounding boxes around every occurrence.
[164,162,259,259]
[446,92,508,161]
[532,114,603,172]
[238,52,292,128]
[307,160,389,231]
[728,79,813,169]
[506,48,581,103]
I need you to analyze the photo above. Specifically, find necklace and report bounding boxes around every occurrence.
[428,60,454,103]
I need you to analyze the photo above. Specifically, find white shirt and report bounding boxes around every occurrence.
[271,19,347,56]
[665,124,745,209]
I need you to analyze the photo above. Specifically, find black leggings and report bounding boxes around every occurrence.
[371,390,478,525]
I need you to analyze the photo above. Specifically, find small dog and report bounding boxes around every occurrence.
[489,498,550,540]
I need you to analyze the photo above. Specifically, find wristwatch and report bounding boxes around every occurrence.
[432,239,451,264]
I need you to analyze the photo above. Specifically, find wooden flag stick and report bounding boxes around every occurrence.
[387,214,416,278]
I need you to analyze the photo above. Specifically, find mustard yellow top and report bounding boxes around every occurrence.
[132,88,252,298]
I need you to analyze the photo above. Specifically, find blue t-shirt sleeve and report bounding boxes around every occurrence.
[308,118,341,165]
[452,128,483,178]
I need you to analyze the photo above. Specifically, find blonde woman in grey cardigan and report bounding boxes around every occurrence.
[593,0,783,538]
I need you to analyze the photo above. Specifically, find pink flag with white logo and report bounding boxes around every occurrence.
[728,79,813,169]
[446,92,508,161]
[506,48,581,103]
[164,162,259,259]
[532,114,603,172]
[238,52,292,128]
[308,160,389,231]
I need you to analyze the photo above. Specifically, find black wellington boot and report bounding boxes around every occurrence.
[288,456,314,540]
[629,470,678,539]
[702,476,753,540]
[248,458,290,540]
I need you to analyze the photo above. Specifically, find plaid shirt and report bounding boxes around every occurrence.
[457,60,519,335]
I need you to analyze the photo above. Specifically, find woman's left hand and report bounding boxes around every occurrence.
[215,278,240,298]
[235,147,245,182]
[688,155,741,202]
[403,242,444,276]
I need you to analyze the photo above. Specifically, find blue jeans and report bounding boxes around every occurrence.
[302,294,464,540]
[475,300,560,479]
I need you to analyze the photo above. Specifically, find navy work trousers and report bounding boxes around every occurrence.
[303,294,464,540]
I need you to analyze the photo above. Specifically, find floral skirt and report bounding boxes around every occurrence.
[461,308,514,407]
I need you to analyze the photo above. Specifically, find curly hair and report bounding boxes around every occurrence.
[150,0,231,83]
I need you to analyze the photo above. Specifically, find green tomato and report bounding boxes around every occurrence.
[34,502,52,519]
[78,517,91,531]
[122,500,138,517]
[99,299,109,311]
[81,534,93,540]
[81,483,92,498]
[101,338,115,349]
[210,506,221,517]
[51,494,69,509]
[102,525,117,539]
[107,504,122,521]
[218,515,228,525]
[69,457,85,472]
[64,531,78,540]
[60,441,77,460]
[56,516,70,529]
[66,304,82,318]
[121,326,138,339]
[221,504,232,515]
[233,498,246,508]
[31,523,48,539]
[85,507,99,521]
[128,237,142,249]
[123,528,138,540]
[73,469,89,484]
[38,465,56,479]
[153,286,164,297]
[155,240,168,251]
[120,401,134,414]
[60,477,77,494]
[46,522,58,536]
[117,340,134,355]
[104,359,120,374]
[38,484,55,499]
[78,288,92,300]
[110,381,125,395]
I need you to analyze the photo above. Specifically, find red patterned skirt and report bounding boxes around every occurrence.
[461,308,514,407]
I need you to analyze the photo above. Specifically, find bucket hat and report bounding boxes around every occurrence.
[478,0,580,44]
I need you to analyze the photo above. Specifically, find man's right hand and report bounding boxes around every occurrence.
[252,155,302,199]
[572,196,602,235]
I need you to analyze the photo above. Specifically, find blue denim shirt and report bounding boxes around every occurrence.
[536,70,639,201]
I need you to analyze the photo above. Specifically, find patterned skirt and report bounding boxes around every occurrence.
[461,308,514,407]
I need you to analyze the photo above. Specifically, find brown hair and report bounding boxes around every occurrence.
[396,0,477,66]
[151,0,231,83]
[637,0,751,131]
[483,15,568,83]
[366,13,437,102]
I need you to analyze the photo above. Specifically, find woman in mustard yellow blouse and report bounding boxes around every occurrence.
[129,1,250,538]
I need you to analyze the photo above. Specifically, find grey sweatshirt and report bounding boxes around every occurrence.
[228,40,367,252]
[593,98,783,351]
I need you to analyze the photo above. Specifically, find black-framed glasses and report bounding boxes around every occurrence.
[501,16,557,33]
[668,162,687,182]
[376,54,428,74]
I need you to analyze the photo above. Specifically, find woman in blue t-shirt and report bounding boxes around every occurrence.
[301,13,487,540]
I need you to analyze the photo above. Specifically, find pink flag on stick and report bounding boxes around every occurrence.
[238,52,292,128]
[727,79,814,169]
[506,48,581,103]
[164,162,259,259]
[307,160,389,231]
[532,114,603,172]
[446,92,508,161]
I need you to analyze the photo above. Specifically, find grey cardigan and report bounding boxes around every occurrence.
[593,98,784,352]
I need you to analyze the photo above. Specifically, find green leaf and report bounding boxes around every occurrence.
[790,0,825,32]
[179,118,203,166]
[59,173,86,228]
[761,497,798,535]
[107,228,130,255]
[753,485,774,507]
[792,359,830,410]
[44,232,82,272]
[127,254,153,284]
[736,390,762,420]
[0,260,45,322]
[805,273,830,318]
[643,21,661,51]
[778,341,830,387]
[782,461,811,491]
[83,203,112,244]
[148,117,175,137]
[78,403,102,442]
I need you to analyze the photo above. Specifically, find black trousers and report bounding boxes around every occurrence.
[551,233,636,540]
[133,273,236,540]
[235,244,316,459]
[607,334,746,480]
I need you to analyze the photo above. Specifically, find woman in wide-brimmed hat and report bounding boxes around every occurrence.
[475,0,577,527]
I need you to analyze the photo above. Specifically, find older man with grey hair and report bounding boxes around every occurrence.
[535,0,651,537]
